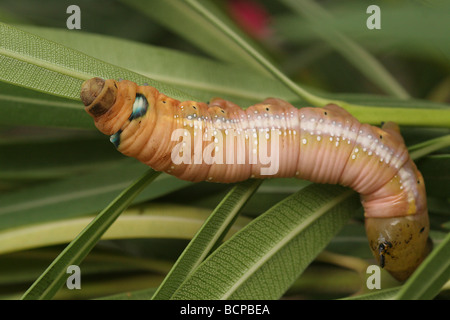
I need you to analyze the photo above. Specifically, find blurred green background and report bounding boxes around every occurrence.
[0,0,448,300]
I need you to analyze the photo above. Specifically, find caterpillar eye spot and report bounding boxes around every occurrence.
[266,107,270,111]
[109,129,122,149]
[417,180,420,184]
[324,112,327,115]
[380,135,383,139]
[420,227,425,233]
[129,94,149,121]
[221,110,225,113]
[193,106,197,109]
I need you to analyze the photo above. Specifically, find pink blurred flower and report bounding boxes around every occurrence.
[227,0,272,39]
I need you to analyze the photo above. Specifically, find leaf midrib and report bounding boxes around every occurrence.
[0,92,81,108]
[0,47,91,81]
[0,181,132,215]
[220,189,355,299]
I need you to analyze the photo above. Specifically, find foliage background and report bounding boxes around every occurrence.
[0,0,449,300]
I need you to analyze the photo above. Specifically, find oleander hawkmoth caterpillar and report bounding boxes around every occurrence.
[81,77,431,281]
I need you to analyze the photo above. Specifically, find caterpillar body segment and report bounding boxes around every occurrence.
[81,77,430,281]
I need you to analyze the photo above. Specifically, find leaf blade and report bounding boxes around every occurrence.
[394,232,450,300]
[21,169,159,300]
[152,179,261,300]
[171,184,360,300]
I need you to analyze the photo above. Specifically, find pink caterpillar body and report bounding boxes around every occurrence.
[81,78,431,281]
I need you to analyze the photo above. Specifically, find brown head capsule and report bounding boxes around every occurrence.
[81,77,118,117]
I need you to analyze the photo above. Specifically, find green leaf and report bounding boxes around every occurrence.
[0,204,253,255]
[409,135,450,160]
[275,2,450,61]
[120,0,272,75]
[152,179,261,300]
[394,232,450,300]
[3,23,450,129]
[21,169,159,300]
[342,287,400,300]
[0,81,92,129]
[0,22,196,100]
[417,154,450,198]
[16,25,294,108]
[0,159,191,231]
[171,184,360,299]
[0,134,122,181]
[97,287,157,300]
[180,0,450,128]
[279,0,410,99]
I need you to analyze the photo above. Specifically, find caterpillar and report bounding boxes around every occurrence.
[81,77,431,281]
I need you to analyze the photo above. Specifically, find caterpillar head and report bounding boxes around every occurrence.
[81,77,118,117]
[81,78,139,135]
[365,213,432,282]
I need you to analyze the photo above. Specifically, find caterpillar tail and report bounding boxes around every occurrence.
[362,122,432,282]
[365,213,432,282]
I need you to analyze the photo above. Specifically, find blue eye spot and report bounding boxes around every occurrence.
[110,129,122,148]
[129,94,148,121]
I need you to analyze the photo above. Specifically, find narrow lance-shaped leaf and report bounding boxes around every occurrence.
[394,232,450,300]
[21,169,160,300]
[0,22,194,101]
[279,0,410,99]
[171,184,360,300]
[120,0,272,75]
[182,0,450,128]
[152,179,262,300]
[0,22,199,129]
[2,23,449,129]
[0,204,253,256]
[169,135,450,300]
[0,159,191,231]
